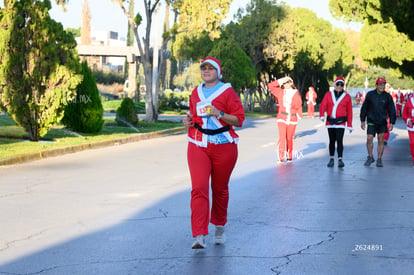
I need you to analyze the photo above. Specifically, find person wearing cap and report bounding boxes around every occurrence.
[319,77,353,168]
[383,83,392,145]
[395,88,405,117]
[355,90,362,105]
[306,86,318,118]
[360,77,396,167]
[402,94,414,167]
[182,57,245,249]
[267,76,303,163]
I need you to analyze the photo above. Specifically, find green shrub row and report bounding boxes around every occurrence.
[159,90,190,111]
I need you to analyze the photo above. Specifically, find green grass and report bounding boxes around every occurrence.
[0,106,278,161]
[102,99,145,113]
[0,113,182,160]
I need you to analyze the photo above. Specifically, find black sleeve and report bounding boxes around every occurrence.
[360,93,369,122]
[388,93,397,124]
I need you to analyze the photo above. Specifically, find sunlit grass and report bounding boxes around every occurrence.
[0,114,182,160]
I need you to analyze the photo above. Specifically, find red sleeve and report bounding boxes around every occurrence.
[346,94,353,128]
[319,92,329,117]
[189,87,203,125]
[267,80,283,100]
[295,91,303,118]
[403,99,412,123]
[189,88,196,115]
[212,87,245,127]
[227,88,245,127]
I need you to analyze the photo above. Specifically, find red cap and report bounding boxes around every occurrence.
[334,77,345,84]
[200,57,222,79]
[376,77,386,84]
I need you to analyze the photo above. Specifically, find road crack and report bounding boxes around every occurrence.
[270,231,337,274]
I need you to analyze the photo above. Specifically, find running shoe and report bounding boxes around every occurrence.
[376,158,383,167]
[192,235,206,249]
[364,156,375,166]
[214,226,225,245]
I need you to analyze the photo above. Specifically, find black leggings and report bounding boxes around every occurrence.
[328,128,345,158]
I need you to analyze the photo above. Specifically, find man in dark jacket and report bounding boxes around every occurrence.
[360,77,397,167]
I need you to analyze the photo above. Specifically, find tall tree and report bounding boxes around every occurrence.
[124,0,134,78]
[224,0,287,112]
[0,0,82,141]
[265,7,353,96]
[111,0,231,122]
[63,61,104,133]
[329,0,414,75]
[80,0,91,45]
[329,0,414,39]
[209,39,257,111]
[172,0,232,60]
[160,1,170,90]
[111,0,169,122]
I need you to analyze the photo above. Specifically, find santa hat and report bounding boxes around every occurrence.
[285,76,294,84]
[200,57,222,79]
[376,77,386,84]
[334,77,345,84]
[308,86,315,91]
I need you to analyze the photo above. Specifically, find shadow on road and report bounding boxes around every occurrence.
[1,117,414,274]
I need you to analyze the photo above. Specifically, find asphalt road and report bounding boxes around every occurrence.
[1,108,414,274]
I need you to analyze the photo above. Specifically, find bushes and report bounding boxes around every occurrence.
[92,70,125,85]
[158,90,190,111]
[63,61,104,133]
[116,98,138,126]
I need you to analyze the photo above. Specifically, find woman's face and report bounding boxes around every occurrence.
[335,81,344,92]
[283,80,293,89]
[201,64,218,83]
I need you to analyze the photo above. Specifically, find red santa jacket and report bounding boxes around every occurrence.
[306,90,317,105]
[403,96,414,132]
[268,80,302,125]
[187,83,245,147]
[396,92,405,106]
[319,90,353,130]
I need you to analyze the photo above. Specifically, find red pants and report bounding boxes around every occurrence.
[187,142,238,237]
[384,118,390,141]
[397,104,403,116]
[307,104,315,118]
[277,122,296,161]
[409,131,414,164]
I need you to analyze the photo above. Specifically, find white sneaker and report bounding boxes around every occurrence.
[192,235,206,249]
[214,226,225,245]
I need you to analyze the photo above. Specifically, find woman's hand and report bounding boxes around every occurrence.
[207,105,221,118]
[183,113,193,128]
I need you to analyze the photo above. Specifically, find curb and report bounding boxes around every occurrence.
[0,127,186,166]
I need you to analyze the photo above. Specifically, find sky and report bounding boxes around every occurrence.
[49,0,361,39]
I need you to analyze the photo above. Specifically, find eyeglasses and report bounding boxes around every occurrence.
[201,65,216,71]
[336,82,344,87]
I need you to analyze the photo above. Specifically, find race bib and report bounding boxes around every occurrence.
[411,109,414,117]
[196,102,211,116]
